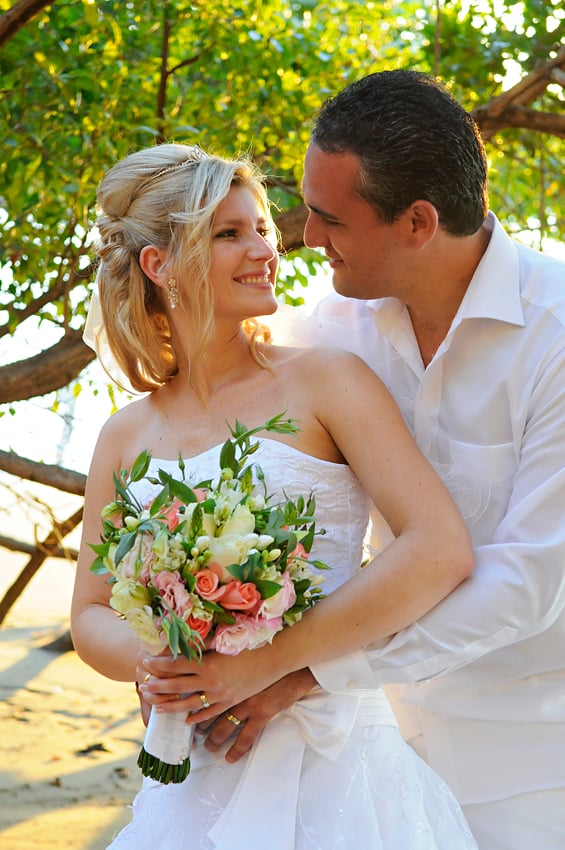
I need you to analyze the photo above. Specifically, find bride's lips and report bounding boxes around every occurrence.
[233,273,273,286]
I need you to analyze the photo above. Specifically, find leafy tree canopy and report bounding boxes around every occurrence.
[0,0,563,435]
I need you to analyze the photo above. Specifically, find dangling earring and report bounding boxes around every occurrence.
[167,278,179,310]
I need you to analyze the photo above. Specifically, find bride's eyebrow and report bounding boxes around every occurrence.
[214,215,270,228]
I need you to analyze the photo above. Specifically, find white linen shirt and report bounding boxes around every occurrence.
[308,213,565,805]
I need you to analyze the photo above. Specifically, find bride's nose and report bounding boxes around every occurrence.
[247,231,277,261]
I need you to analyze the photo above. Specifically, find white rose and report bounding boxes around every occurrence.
[110,578,151,614]
[219,503,255,537]
[184,503,216,537]
[123,606,166,653]
[206,535,256,581]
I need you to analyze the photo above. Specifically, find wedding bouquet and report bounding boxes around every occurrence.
[89,414,327,784]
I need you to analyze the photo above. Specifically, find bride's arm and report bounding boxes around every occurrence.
[70,409,146,682]
[139,349,473,729]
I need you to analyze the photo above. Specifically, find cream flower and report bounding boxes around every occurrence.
[110,578,151,614]
[218,503,255,537]
[123,606,167,653]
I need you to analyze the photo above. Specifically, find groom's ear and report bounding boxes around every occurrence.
[404,200,439,248]
[139,245,168,286]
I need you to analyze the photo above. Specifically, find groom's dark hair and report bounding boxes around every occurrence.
[311,69,488,236]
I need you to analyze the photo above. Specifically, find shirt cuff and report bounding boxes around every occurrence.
[310,649,377,693]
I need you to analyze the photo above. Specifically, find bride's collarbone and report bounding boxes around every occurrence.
[134,365,319,459]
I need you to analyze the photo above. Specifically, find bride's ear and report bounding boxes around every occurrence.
[139,245,168,287]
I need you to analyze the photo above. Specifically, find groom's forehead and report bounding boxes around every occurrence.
[303,145,361,198]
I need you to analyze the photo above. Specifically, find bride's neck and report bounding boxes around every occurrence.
[173,324,259,393]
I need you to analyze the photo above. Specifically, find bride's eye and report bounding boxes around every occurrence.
[214,228,238,239]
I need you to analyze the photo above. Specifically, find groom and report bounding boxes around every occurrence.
[202,70,565,849]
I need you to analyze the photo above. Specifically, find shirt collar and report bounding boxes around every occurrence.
[366,212,525,331]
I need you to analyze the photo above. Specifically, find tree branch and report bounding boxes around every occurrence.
[476,106,565,139]
[0,330,96,403]
[276,206,309,254]
[473,46,565,140]
[0,262,93,341]
[0,505,83,626]
[477,45,565,117]
[0,0,53,46]
[0,451,86,496]
[0,533,78,561]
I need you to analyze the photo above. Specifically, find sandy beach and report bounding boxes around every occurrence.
[0,500,143,849]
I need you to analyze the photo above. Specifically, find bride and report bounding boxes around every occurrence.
[71,143,478,849]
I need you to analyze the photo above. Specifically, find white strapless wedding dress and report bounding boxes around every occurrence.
[107,439,477,850]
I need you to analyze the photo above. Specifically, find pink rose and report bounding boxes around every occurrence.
[288,541,308,561]
[193,488,209,502]
[212,614,282,655]
[152,570,191,617]
[218,580,262,613]
[159,498,184,531]
[186,612,213,643]
[194,569,221,598]
[259,569,296,619]
[199,575,261,613]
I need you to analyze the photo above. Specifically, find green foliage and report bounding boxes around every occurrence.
[0,0,563,350]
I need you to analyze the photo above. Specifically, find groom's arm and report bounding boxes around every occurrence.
[199,669,316,762]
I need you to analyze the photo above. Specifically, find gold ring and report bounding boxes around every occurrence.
[143,673,151,683]
[199,692,211,709]
[225,712,241,726]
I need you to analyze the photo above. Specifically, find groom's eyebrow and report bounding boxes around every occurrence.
[303,200,341,224]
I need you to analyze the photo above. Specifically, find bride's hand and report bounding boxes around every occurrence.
[200,669,317,763]
[137,643,289,721]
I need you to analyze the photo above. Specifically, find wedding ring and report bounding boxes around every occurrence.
[225,712,241,727]
[199,692,211,709]
[143,673,151,683]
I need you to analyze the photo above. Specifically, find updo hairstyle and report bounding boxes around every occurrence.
[94,143,273,393]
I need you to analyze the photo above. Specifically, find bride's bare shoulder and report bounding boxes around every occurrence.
[92,393,156,460]
[270,343,369,374]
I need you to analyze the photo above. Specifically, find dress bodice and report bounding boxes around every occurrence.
[134,438,370,595]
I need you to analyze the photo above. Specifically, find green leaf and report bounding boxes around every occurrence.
[226,562,245,581]
[301,525,315,552]
[88,541,109,556]
[149,484,171,516]
[113,531,138,566]
[130,450,152,482]
[89,555,109,574]
[254,579,284,598]
[219,439,237,474]
[168,479,198,504]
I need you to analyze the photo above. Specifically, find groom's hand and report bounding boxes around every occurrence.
[135,681,152,727]
[200,668,316,763]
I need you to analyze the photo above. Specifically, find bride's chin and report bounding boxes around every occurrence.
[247,298,279,320]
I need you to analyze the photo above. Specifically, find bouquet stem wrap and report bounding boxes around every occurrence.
[137,707,194,784]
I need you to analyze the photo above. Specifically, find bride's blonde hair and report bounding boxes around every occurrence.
[94,143,274,394]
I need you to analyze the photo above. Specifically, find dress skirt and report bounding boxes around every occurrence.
[106,687,478,850]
